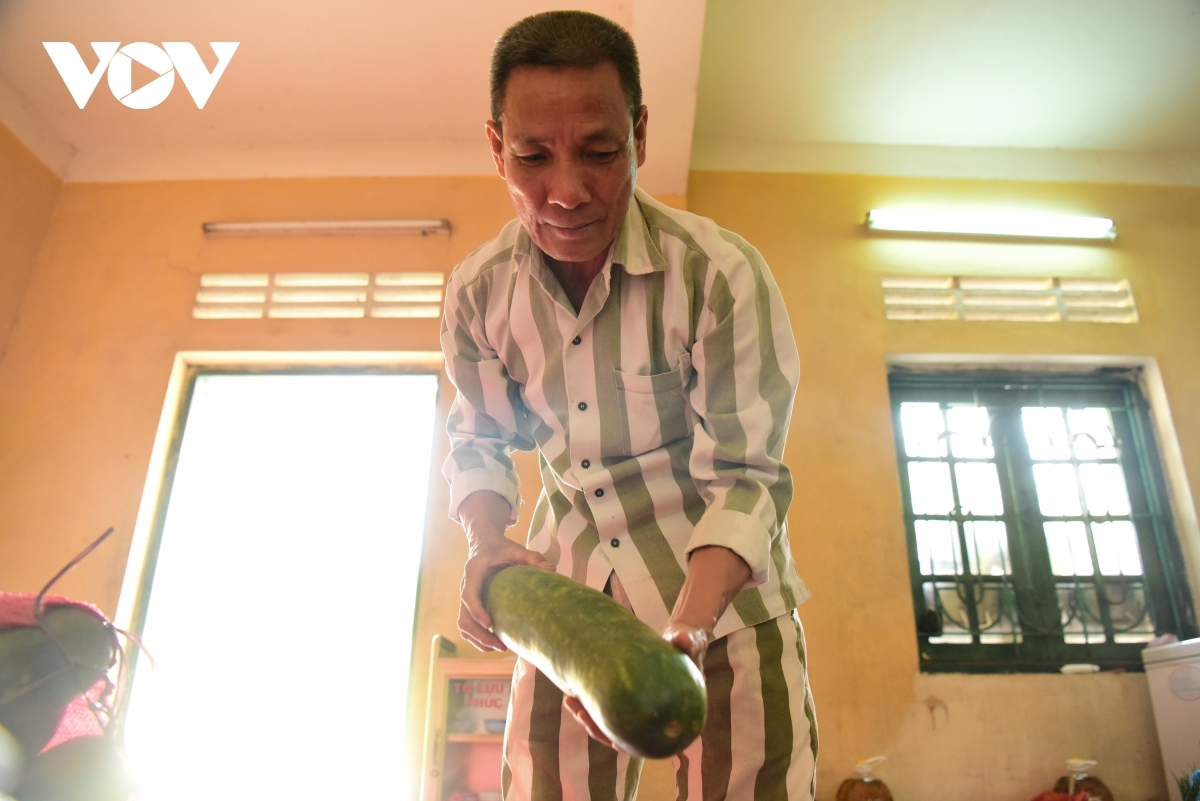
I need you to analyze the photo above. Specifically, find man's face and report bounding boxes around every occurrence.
[487,62,648,267]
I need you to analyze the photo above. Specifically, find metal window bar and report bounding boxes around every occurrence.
[890,371,1196,672]
[903,405,1026,647]
[902,407,1027,642]
[1016,387,1161,647]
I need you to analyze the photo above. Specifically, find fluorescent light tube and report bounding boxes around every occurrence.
[202,219,451,236]
[866,209,1116,240]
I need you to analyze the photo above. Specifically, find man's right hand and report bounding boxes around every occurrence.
[458,490,554,652]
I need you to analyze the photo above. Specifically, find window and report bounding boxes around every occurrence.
[889,369,1197,673]
[120,371,440,800]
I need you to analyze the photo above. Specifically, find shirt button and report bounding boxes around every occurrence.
[572,336,582,345]
[581,459,590,469]
[595,488,605,497]
[610,538,620,548]
[577,401,587,411]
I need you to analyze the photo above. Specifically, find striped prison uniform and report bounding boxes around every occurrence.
[441,187,816,799]
[502,602,818,801]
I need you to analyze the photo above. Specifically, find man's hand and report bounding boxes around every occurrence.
[458,490,554,652]
[661,623,712,671]
[563,697,617,749]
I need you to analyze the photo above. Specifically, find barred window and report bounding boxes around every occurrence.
[889,369,1197,673]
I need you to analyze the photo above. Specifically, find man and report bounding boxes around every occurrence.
[441,10,816,800]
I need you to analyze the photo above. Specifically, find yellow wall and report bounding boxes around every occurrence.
[0,167,522,796]
[0,123,62,360]
[1,128,1196,799]
[686,171,1200,798]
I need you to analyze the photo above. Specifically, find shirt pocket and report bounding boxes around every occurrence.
[613,353,693,456]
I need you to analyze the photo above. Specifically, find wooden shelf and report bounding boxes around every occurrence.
[446,733,505,744]
[420,636,517,800]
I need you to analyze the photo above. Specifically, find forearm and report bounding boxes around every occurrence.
[456,490,552,652]
[667,545,752,635]
[459,490,513,547]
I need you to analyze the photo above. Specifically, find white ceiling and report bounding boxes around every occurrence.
[0,0,705,193]
[693,0,1200,184]
[1,0,1197,187]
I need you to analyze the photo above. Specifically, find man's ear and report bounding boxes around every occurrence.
[633,105,648,169]
[485,120,507,179]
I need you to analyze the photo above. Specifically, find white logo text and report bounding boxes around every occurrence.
[43,42,239,109]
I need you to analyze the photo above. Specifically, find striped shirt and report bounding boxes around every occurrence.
[441,187,809,638]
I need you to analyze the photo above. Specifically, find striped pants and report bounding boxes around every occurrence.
[501,611,818,801]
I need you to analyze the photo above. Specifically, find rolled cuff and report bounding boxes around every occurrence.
[684,509,772,588]
[447,467,521,526]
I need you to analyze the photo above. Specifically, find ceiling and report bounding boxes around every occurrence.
[0,0,705,193]
[0,0,1196,187]
[693,0,1200,184]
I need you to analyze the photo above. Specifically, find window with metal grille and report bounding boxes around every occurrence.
[889,369,1197,673]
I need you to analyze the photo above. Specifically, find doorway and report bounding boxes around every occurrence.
[120,370,440,800]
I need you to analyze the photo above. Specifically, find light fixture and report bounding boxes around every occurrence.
[865,209,1116,241]
[202,219,451,236]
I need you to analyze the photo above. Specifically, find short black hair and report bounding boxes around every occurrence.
[490,10,641,125]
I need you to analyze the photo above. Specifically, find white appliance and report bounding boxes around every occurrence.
[1143,637,1200,801]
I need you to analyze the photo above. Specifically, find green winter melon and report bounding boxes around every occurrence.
[484,566,706,758]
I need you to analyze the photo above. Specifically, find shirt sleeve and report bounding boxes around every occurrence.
[683,242,800,587]
[440,267,534,526]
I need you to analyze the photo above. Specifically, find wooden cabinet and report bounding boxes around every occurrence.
[419,635,516,801]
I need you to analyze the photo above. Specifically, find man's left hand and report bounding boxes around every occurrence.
[662,622,711,671]
[563,696,617,750]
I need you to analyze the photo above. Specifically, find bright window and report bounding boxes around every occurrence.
[121,372,439,799]
[890,369,1197,672]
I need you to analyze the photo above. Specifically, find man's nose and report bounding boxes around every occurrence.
[546,161,591,210]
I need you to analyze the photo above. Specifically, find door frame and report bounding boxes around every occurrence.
[113,350,445,695]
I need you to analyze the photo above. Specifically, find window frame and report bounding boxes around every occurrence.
[889,367,1198,673]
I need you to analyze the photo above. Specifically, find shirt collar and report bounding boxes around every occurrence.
[619,186,669,275]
